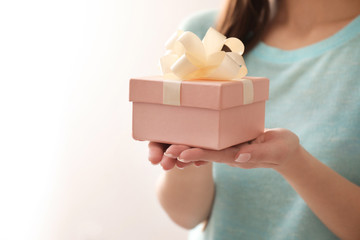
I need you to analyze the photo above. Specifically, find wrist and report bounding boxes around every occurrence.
[274,145,313,179]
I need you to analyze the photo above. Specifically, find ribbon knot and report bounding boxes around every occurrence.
[160,27,248,80]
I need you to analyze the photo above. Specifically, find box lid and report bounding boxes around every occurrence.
[129,76,269,110]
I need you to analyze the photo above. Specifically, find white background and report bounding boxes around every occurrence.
[0,0,221,239]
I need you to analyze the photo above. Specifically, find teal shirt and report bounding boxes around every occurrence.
[180,10,360,240]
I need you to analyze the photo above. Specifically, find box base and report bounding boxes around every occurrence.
[132,102,265,150]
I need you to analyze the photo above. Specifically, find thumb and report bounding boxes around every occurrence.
[234,138,278,165]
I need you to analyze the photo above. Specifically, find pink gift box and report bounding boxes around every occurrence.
[129,76,269,150]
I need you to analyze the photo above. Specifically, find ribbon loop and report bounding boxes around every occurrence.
[177,32,206,66]
[171,54,199,79]
[202,27,227,56]
[224,37,245,55]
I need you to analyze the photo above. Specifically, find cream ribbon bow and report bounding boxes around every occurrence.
[159,27,251,106]
[160,27,248,80]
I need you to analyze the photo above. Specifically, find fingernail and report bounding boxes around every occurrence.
[177,157,190,163]
[164,152,176,159]
[235,153,251,163]
[162,166,171,171]
[176,165,184,170]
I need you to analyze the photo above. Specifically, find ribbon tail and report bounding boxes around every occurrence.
[237,65,248,79]
[226,52,248,79]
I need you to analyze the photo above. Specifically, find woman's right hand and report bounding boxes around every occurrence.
[151,142,214,229]
[148,142,208,170]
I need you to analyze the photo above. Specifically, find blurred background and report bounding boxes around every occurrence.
[0,0,220,239]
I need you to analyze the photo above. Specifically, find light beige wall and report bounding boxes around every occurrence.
[0,0,221,239]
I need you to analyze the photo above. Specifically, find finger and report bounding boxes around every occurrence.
[164,144,192,159]
[251,133,266,144]
[227,161,278,169]
[160,155,177,170]
[178,146,240,163]
[234,140,278,165]
[148,142,168,165]
[175,161,192,169]
[194,161,209,167]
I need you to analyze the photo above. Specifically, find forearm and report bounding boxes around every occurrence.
[156,163,214,229]
[276,147,360,240]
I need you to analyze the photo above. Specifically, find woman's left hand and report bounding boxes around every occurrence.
[176,128,301,171]
[174,128,360,239]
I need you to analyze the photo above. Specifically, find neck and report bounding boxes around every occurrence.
[275,0,360,29]
[262,0,360,49]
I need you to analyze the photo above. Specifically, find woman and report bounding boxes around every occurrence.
[149,0,360,239]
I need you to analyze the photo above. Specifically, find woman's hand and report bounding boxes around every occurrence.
[176,128,301,172]
[148,128,301,172]
[150,144,215,229]
[148,142,208,171]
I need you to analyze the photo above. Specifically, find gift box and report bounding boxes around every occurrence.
[129,27,269,150]
[129,76,269,150]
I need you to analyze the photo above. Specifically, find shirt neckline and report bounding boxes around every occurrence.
[251,15,360,63]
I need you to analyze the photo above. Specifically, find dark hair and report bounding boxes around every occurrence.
[216,0,271,54]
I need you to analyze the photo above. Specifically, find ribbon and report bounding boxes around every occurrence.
[160,27,251,106]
